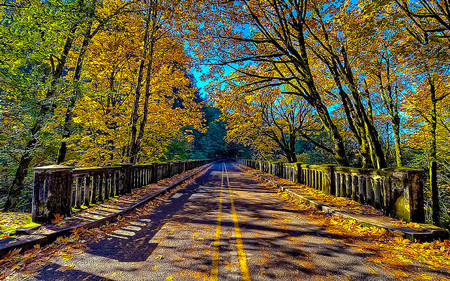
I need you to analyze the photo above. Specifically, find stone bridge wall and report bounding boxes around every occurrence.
[32,160,210,223]
[237,159,424,223]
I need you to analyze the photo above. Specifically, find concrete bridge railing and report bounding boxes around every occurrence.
[32,160,210,223]
[237,159,424,223]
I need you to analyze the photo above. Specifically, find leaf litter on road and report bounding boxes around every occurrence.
[238,165,450,280]
[0,166,209,280]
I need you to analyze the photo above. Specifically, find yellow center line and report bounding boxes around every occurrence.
[224,164,251,281]
[210,164,224,281]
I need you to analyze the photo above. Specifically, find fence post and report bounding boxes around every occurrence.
[169,162,173,176]
[327,165,336,195]
[384,168,425,223]
[294,163,300,183]
[118,163,132,194]
[32,165,74,223]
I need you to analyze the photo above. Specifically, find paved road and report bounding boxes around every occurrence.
[32,162,394,280]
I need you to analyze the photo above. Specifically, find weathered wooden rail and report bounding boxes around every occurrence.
[32,160,210,223]
[237,159,424,223]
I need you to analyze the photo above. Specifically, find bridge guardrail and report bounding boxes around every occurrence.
[32,160,210,223]
[236,159,424,223]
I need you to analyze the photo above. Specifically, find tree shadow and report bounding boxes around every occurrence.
[84,166,217,263]
[33,263,114,281]
[33,162,446,280]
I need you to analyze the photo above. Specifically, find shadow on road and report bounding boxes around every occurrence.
[32,162,442,280]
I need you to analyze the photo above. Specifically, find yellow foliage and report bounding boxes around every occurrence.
[60,0,204,166]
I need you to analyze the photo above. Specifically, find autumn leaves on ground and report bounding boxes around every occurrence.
[0,164,449,280]
[0,167,211,279]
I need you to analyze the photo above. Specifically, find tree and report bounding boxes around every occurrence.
[1,0,89,210]
[56,0,133,164]
[392,0,450,225]
[0,0,205,209]
[194,0,395,168]
[212,78,322,162]
[187,106,227,160]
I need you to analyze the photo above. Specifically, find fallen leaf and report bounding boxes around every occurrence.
[56,264,75,272]
[52,214,64,224]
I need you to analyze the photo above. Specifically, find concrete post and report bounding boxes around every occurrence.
[32,165,74,223]
[384,168,425,223]
[118,163,132,194]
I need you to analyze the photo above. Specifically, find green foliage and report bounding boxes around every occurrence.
[0,0,86,209]
[189,106,227,159]
[164,138,190,161]
[0,0,209,209]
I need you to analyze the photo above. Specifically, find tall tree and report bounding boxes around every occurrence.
[1,0,87,210]
[212,81,323,162]
[63,1,204,166]
[127,0,199,163]
[393,0,450,225]
[194,0,394,168]
[56,0,133,164]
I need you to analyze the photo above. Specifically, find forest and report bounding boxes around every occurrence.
[1,0,450,229]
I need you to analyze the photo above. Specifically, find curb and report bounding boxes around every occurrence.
[237,164,449,241]
[0,163,213,258]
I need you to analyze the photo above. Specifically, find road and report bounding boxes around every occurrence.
[31,162,395,280]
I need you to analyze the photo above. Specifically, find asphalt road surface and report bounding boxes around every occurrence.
[31,162,395,280]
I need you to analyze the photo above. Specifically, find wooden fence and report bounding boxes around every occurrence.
[32,160,210,223]
[237,159,424,223]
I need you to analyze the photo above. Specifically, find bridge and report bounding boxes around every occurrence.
[1,161,449,280]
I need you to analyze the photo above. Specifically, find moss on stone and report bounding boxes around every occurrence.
[394,194,411,222]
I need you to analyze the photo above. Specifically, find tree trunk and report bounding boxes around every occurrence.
[106,69,118,160]
[312,97,349,166]
[385,123,390,163]
[350,82,387,169]
[288,151,297,163]
[3,24,78,210]
[430,79,440,226]
[337,46,387,168]
[134,29,157,160]
[57,21,93,164]
[360,137,371,168]
[3,128,38,210]
[392,114,403,167]
[294,20,349,167]
[381,61,403,167]
[128,7,153,164]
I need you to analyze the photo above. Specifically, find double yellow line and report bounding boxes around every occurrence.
[210,165,224,279]
[211,163,251,281]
